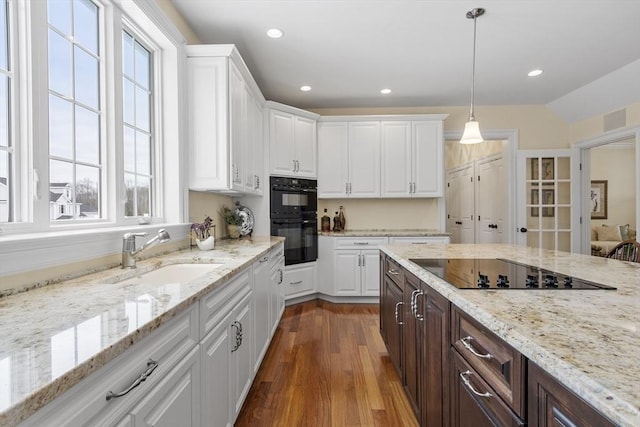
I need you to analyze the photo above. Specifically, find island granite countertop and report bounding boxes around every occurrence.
[0,236,284,426]
[380,243,639,427]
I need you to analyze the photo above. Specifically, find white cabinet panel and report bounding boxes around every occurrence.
[330,237,387,297]
[381,121,412,197]
[284,262,317,298]
[348,122,381,197]
[413,121,443,197]
[296,116,318,177]
[317,122,349,197]
[334,250,361,295]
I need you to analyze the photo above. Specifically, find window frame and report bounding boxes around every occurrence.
[0,0,188,278]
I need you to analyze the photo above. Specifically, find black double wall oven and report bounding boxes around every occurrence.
[270,176,318,265]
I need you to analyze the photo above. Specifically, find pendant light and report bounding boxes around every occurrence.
[460,7,485,144]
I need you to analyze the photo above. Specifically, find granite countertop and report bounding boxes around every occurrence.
[380,243,639,427]
[319,228,450,237]
[0,236,284,426]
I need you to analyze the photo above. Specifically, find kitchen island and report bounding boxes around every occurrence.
[381,243,639,427]
[0,236,284,426]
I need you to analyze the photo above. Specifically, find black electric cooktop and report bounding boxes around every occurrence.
[410,258,616,290]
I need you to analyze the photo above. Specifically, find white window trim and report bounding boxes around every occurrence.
[0,0,189,278]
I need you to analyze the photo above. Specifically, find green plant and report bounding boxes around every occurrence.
[219,205,242,226]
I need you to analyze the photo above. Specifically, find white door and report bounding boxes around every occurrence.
[295,116,318,178]
[476,157,504,243]
[348,121,381,197]
[269,110,296,176]
[380,121,412,197]
[446,168,462,243]
[516,150,580,251]
[317,122,349,197]
[460,164,475,243]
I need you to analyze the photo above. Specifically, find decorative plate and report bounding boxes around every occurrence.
[235,205,254,236]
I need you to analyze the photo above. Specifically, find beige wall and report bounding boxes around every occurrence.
[189,191,236,239]
[154,0,201,44]
[318,198,441,231]
[569,102,640,143]
[590,144,636,228]
[445,139,504,170]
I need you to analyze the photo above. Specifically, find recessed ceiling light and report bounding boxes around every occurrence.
[528,69,543,77]
[380,88,392,94]
[266,28,283,38]
[300,85,311,92]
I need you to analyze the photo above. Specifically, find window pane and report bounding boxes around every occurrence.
[76,164,99,218]
[49,95,73,159]
[134,42,150,89]
[0,150,10,222]
[124,126,135,172]
[123,32,134,79]
[0,73,7,148]
[48,0,72,35]
[135,131,150,175]
[123,78,134,125]
[136,175,150,216]
[124,172,135,216]
[74,47,98,108]
[135,86,149,131]
[75,105,99,164]
[73,0,98,54]
[48,29,72,97]
[0,0,8,70]
[50,160,73,220]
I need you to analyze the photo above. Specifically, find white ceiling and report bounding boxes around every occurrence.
[170,0,640,111]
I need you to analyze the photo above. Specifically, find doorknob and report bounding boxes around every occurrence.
[519,227,528,233]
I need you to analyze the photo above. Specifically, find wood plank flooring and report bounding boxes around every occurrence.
[235,300,418,427]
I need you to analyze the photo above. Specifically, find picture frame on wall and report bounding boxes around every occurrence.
[590,180,608,220]
[530,188,555,217]
[530,158,554,180]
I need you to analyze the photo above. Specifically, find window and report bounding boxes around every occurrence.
[48,0,101,221]
[0,0,11,223]
[122,30,153,218]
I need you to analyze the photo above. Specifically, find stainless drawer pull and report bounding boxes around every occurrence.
[290,280,303,285]
[353,242,369,245]
[410,289,420,316]
[259,256,269,263]
[415,291,424,321]
[387,269,399,275]
[394,302,404,325]
[106,359,158,401]
[460,370,492,398]
[461,336,494,359]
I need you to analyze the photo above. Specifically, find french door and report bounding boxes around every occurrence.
[516,150,581,252]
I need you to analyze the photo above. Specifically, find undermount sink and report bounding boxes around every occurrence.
[118,263,224,285]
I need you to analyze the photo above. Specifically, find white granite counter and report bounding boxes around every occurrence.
[0,236,284,426]
[380,243,639,427]
[319,228,450,237]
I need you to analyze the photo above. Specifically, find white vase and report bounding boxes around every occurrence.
[196,236,215,251]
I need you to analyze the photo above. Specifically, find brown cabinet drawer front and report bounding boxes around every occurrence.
[451,348,525,427]
[452,307,525,417]
[384,255,404,287]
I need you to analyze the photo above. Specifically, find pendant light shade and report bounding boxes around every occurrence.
[460,7,485,145]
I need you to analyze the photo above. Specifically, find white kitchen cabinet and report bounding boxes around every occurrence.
[126,347,200,427]
[252,253,271,373]
[268,102,319,178]
[19,306,199,427]
[388,236,450,244]
[283,262,317,299]
[187,44,265,194]
[317,121,380,198]
[333,237,387,296]
[268,247,285,336]
[381,121,444,197]
[230,292,253,420]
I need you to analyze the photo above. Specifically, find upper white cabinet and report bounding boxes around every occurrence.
[381,121,444,197]
[318,115,447,199]
[268,102,319,178]
[187,45,265,195]
[317,121,381,197]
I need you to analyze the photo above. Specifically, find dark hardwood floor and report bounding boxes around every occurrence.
[235,300,418,427]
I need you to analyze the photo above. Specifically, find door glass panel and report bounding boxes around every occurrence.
[558,232,571,252]
[557,157,570,180]
[557,182,571,204]
[558,207,571,229]
[541,232,555,250]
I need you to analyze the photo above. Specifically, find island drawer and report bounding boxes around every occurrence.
[384,255,403,287]
[451,306,526,417]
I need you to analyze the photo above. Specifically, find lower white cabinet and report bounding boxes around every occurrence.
[123,346,201,427]
[269,251,285,336]
[283,262,317,298]
[334,249,381,296]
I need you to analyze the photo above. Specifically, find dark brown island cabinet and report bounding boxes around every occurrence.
[379,255,619,427]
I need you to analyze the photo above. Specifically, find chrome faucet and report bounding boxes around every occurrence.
[122,229,171,269]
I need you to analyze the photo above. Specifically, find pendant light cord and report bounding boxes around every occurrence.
[469,11,478,121]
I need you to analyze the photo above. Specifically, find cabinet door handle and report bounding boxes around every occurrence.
[394,302,404,325]
[461,336,494,359]
[353,242,369,245]
[459,370,492,398]
[259,256,269,263]
[415,291,424,321]
[345,182,349,194]
[231,321,242,352]
[278,269,283,284]
[255,175,260,189]
[290,280,302,285]
[410,289,420,316]
[387,269,399,275]
[106,359,158,401]
[361,255,365,267]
